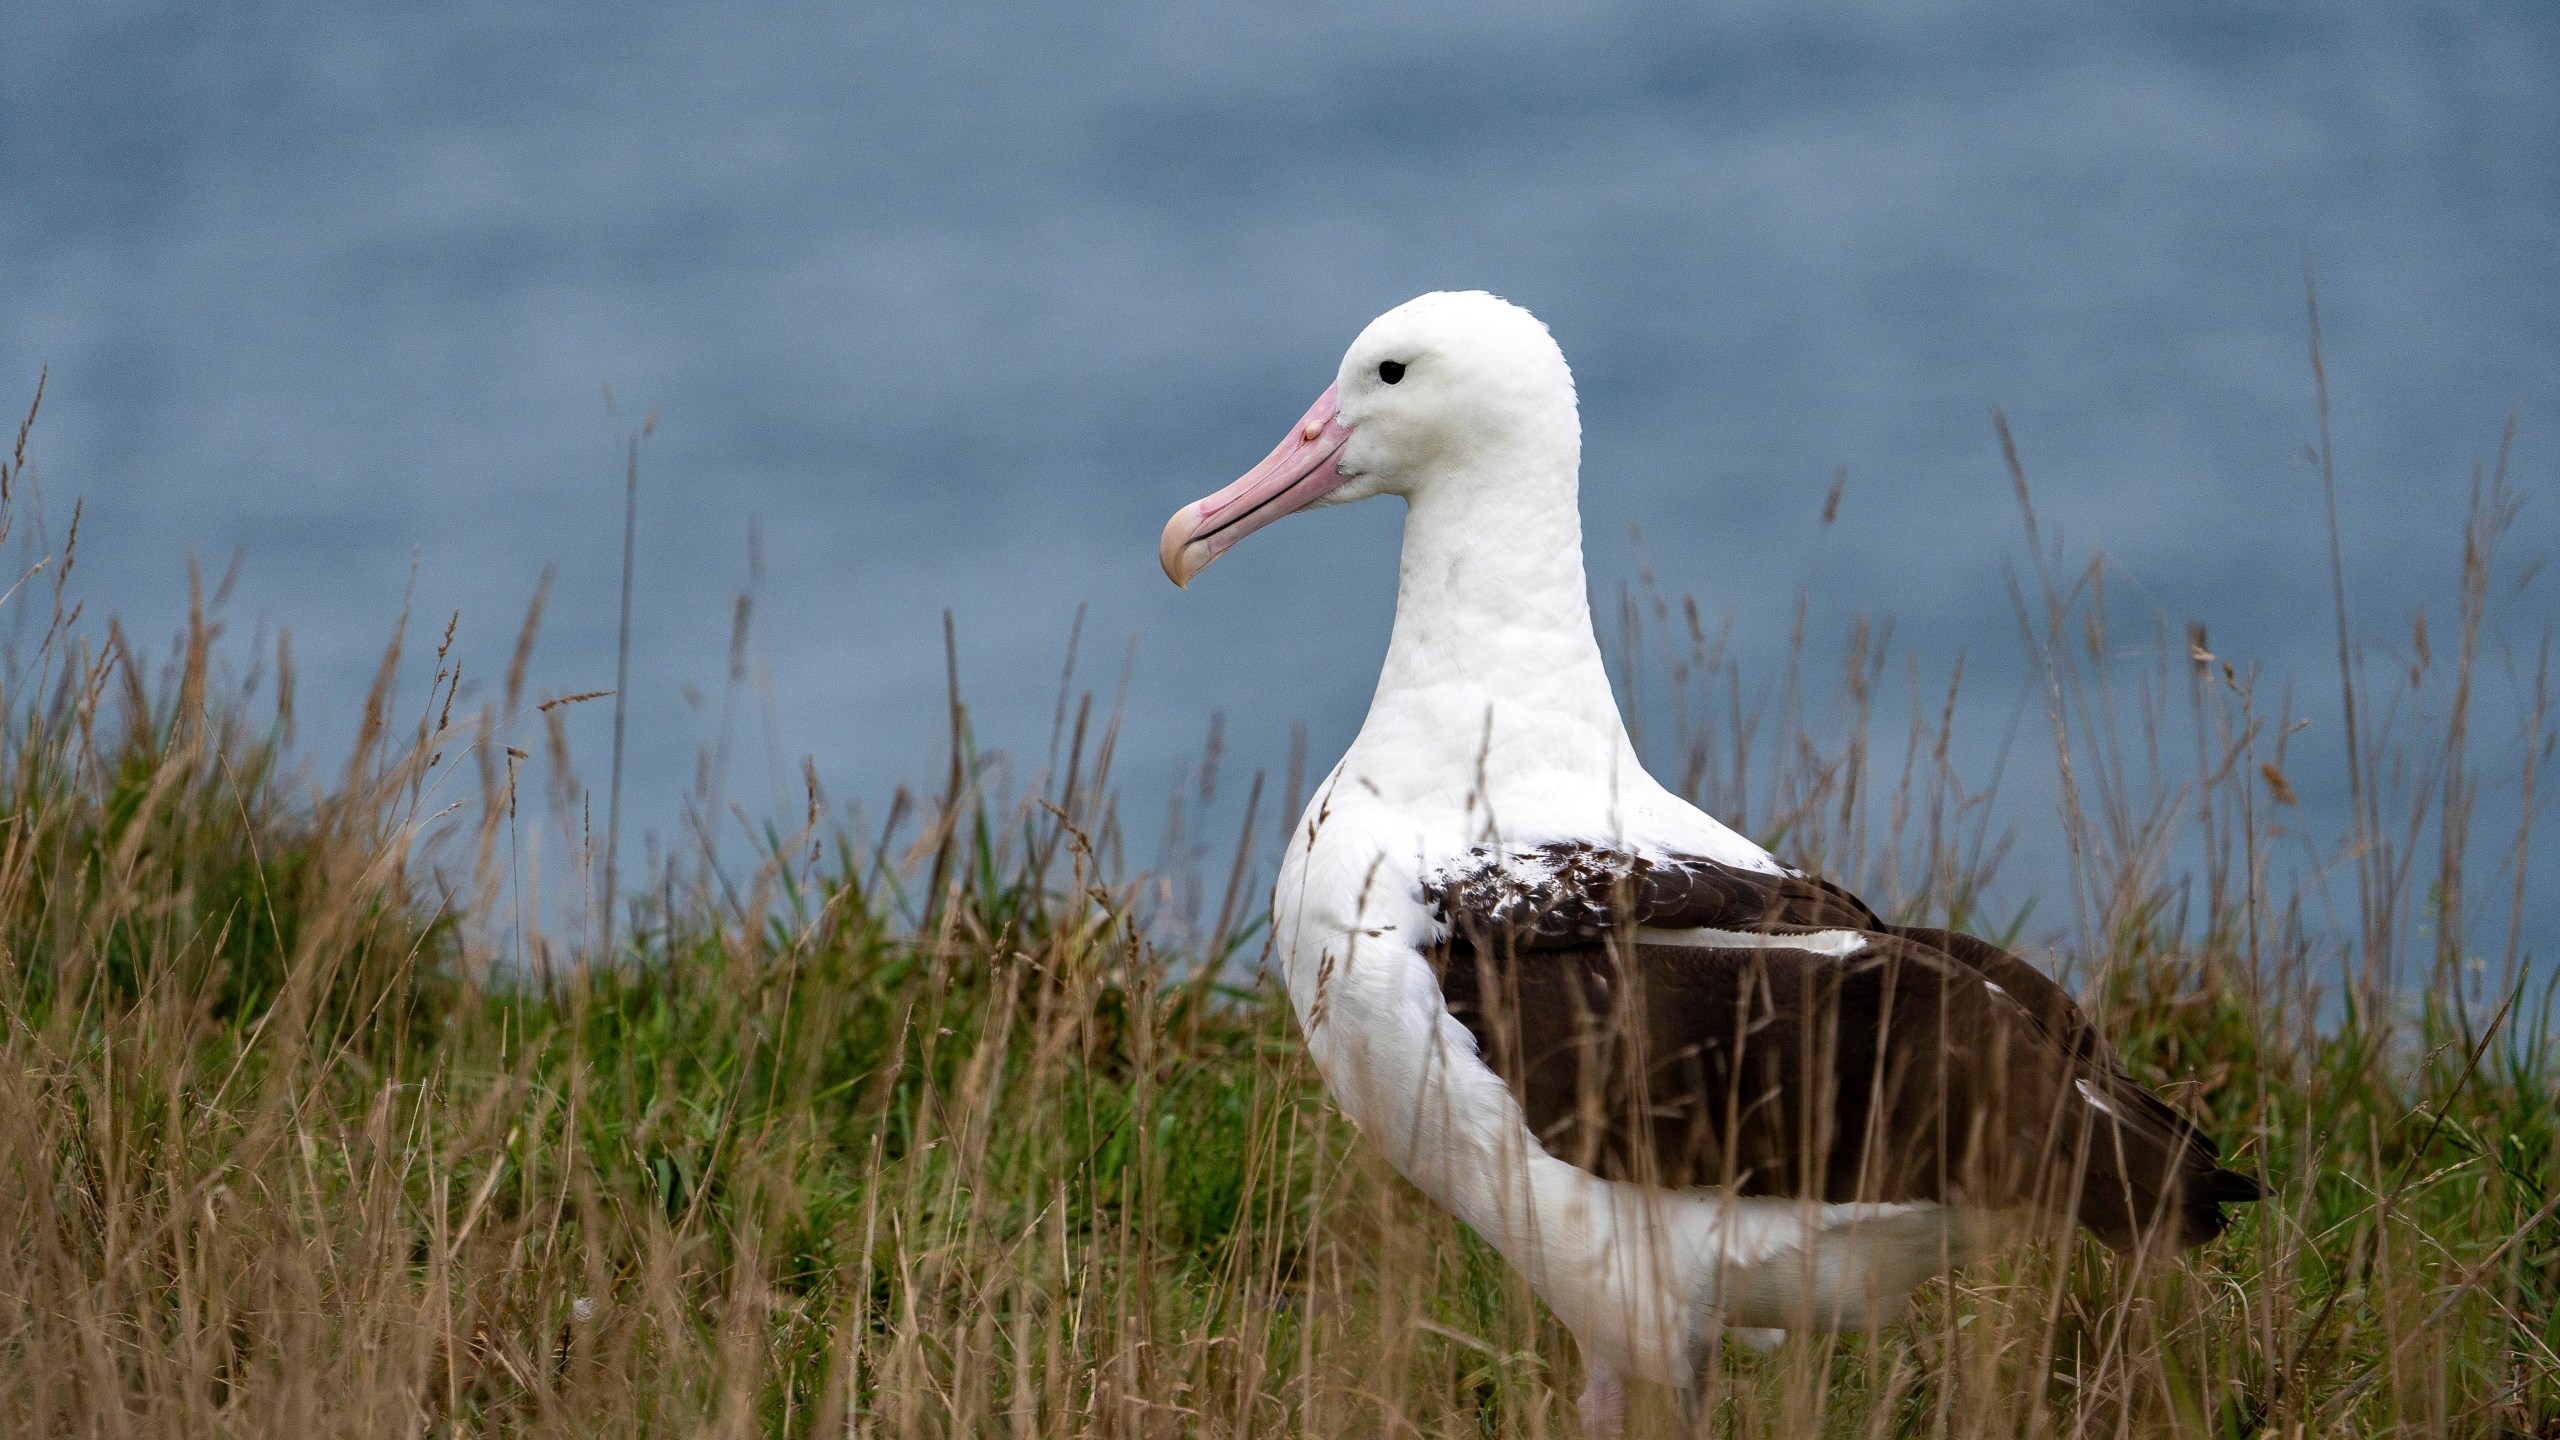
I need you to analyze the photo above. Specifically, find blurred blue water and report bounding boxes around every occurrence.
[3,2,2553,970]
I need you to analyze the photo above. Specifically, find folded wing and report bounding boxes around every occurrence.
[1423,843,2262,1252]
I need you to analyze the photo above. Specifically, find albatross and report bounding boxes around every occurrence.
[1159,291,2260,1436]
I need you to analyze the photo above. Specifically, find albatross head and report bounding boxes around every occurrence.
[1159,290,1578,586]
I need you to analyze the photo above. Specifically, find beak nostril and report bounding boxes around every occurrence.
[1301,422,1322,442]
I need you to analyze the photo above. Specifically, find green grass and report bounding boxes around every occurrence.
[0,377,2553,1437]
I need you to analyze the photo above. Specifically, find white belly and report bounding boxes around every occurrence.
[1271,794,2016,1384]
[1279,886,2012,1383]
[1400,1108,2017,1384]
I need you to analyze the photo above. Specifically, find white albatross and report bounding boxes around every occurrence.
[1158,291,2260,1436]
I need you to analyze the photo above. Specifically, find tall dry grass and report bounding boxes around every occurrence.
[0,341,2550,1439]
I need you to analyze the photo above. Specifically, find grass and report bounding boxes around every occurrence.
[0,351,2552,1438]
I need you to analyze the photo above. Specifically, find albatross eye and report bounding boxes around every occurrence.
[1378,360,1406,385]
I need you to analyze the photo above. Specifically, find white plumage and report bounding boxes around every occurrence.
[1159,290,2253,1435]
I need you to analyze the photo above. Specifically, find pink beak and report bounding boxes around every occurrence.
[1160,383,1352,587]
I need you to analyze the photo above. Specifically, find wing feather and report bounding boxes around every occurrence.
[1421,843,2262,1251]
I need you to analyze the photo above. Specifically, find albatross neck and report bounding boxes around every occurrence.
[1344,452,1640,808]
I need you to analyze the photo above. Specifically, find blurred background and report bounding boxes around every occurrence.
[2,2,2552,953]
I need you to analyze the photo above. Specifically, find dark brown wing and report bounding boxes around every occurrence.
[1892,925,2220,1160]
[1421,844,2263,1251]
